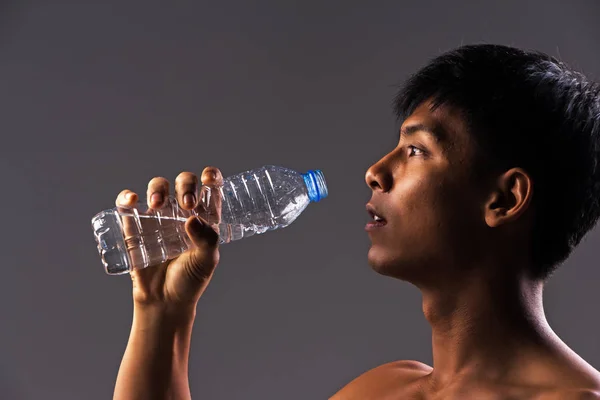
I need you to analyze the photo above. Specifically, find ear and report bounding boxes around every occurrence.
[484,168,533,228]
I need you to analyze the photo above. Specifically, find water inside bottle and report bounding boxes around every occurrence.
[93,166,327,274]
[118,212,188,223]
[116,211,263,247]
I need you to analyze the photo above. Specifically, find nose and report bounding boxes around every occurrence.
[365,156,393,192]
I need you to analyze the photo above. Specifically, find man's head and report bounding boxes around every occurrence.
[365,44,600,283]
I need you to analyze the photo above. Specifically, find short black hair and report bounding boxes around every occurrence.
[394,44,600,280]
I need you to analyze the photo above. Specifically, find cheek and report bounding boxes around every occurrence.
[398,174,448,221]
[395,173,470,247]
[421,177,482,248]
[368,164,484,277]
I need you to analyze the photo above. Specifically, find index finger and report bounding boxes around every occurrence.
[197,166,223,226]
[114,190,146,270]
[115,190,139,241]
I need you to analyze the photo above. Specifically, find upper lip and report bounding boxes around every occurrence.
[366,203,386,222]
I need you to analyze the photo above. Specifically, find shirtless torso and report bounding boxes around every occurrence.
[332,356,600,400]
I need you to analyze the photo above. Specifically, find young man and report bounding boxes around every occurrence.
[112,44,600,399]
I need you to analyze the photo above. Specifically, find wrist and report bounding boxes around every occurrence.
[130,302,196,373]
[115,301,196,400]
[132,302,197,332]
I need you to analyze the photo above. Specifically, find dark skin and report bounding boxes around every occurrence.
[112,101,600,400]
[332,101,600,399]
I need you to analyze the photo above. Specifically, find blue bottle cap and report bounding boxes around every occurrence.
[302,170,329,202]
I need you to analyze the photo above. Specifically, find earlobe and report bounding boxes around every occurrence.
[484,168,533,228]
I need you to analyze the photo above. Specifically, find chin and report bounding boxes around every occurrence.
[367,245,433,283]
[368,246,408,279]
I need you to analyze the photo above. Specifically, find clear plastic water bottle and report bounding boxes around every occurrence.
[91,165,328,275]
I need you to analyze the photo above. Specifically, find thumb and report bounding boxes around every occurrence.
[182,216,221,282]
[185,216,220,250]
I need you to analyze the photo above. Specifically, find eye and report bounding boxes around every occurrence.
[407,145,425,157]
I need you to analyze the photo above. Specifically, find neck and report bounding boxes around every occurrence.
[419,266,558,386]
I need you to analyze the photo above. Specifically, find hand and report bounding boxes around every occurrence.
[115,167,224,313]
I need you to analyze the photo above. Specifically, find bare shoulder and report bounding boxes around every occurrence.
[539,352,600,399]
[535,369,600,400]
[568,389,600,399]
[330,360,432,399]
[536,388,600,400]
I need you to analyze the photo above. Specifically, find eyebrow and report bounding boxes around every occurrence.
[400,123,447,144]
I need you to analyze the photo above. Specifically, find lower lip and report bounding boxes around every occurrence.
[365,220,387,231]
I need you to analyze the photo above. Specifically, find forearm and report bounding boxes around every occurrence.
[114,305,196,400]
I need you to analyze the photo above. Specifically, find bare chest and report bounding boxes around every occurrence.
[385,380,554,400]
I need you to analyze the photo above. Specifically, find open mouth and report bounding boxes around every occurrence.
[366,204,387,230]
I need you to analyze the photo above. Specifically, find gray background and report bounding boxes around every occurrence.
[1,1,599,399]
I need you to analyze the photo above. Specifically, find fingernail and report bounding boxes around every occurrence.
[184,193,196,207]
[151,192,162,204]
